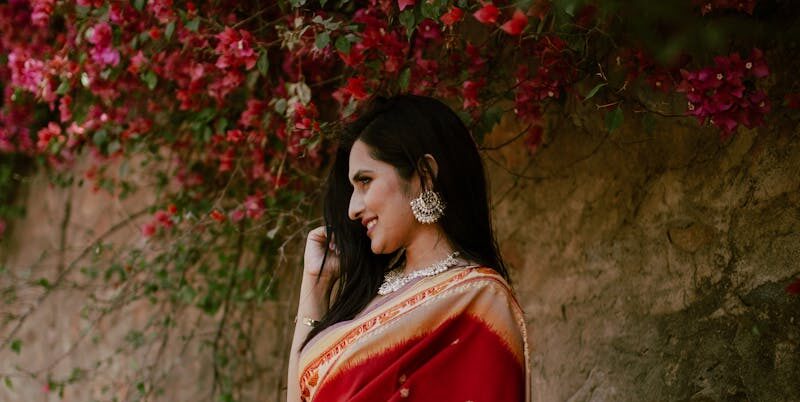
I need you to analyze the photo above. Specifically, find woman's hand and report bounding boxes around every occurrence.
[303,225,341,281]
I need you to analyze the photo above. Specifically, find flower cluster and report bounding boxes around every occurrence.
[677,48,770,138]
[693,0,757,15]
[512,36,576,153]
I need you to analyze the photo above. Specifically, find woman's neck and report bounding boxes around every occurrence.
[401,224,458,275]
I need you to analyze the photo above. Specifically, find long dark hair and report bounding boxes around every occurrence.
[302,94,509,349]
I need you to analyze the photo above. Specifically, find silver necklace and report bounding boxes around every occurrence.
[378,251,460,295]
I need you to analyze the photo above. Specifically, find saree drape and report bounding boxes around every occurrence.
[297,266,530,402]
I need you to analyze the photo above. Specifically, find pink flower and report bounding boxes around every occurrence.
[417,19,442,41]
[147,0,176,23]
[210,209,226,223]
[440,7,464,26]
[344,76,369,100]
[462,79,485,109]
[88,23,120,66]
[215,27,258,71]
[398,0,415,11]
[59,96,72,123]
[473,3,500,25]
[30,0,55,27]
[154,210,174,228]
[677,48,771,138]
[225,129,244,143]
[501,9,528,35]
[239,99,268,128]
[745,48,769,78]
[127,51,147,74]
[36,122,62,152]
[230,209,246,223]
[141,222,157,237]
[244,193,264,219]
[786,278,800,295]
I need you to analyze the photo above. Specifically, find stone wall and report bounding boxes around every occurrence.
[485,101,800,401]
[1,103,798,401]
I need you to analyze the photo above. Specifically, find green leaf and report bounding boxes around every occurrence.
[334,35,351,54]
[165,21,175,40]
[257,50,269,76]
[215,118,229,133]
[584,83,607,101]
[107,140,121,155]
[315,31,330,49]
[143,71,157,90]
[186,18,200,32]
[289,0,307,7]
[274,98,287,114]
[421,1,440,19]
[399,9,416,38]
[605,106,624,132]
[4,377,12,389]
[56,80,70,95]
[93,129,108,145]
[37,278,51,289]
[399,67,411,91]
[133,0,145,11]
[10,339,21,354]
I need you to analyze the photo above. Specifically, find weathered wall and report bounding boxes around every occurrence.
[485,102,800,401]
[1,104,798,401]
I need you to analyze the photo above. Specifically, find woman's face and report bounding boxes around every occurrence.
[347,139,419,254]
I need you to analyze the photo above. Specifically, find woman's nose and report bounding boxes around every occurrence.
[348,192,363,221]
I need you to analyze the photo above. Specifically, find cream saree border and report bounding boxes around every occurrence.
[297,266,531,401]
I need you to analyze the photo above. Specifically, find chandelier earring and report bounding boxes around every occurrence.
[410,188,446,224]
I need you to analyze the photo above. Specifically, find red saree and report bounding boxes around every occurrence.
[298,266,530,402]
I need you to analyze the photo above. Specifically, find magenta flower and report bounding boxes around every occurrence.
[215,27,258,70]
[677,48,771,138]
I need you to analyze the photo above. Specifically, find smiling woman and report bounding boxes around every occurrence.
[287,95,530,402]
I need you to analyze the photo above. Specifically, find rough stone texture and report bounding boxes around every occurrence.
[1,104,799,401]
[484,101,800,402]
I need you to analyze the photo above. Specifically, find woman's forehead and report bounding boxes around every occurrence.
[348,141,379,172]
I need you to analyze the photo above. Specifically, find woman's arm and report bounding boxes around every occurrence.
[287,272,333,402]
[288,225,340,402]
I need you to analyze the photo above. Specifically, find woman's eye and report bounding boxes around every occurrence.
[359,178,371,185]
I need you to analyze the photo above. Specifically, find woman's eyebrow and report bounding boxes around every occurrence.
[349,169,374,184]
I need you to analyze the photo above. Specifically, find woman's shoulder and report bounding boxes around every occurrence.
[437,265,518,300]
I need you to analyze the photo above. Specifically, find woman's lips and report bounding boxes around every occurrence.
[366,218,378,236]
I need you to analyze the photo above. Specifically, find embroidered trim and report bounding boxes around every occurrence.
[299,267,522,399]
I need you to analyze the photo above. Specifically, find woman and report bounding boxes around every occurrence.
[287,95,530,402]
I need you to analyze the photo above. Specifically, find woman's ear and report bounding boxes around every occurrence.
[416,154,439,190]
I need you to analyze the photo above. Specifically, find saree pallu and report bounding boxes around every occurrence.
[298,266,530,402]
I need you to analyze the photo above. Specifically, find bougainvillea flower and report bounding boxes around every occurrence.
[501,9,528,35]
[127,51,147,74]
[473,3,500,25]
[30,0,54,27]
[745,48,769,78]
[786,278,800,295]
[677,48,770,138]
[440,6,464,26]
[462,79,485,109]
[239,99,268,128]
[344,76,369,100]
[398,0,415,11]
[244,193,265,219]
[210,209,226,223]
[215,27,258,70]
[141,222,157,237]
[417,18,442,41]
